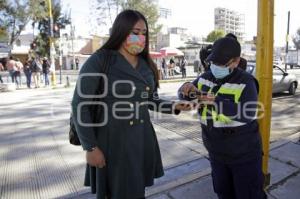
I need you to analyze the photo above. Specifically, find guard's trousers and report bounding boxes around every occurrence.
[210,156,267,199]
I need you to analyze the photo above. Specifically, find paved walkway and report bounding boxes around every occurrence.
[1,86,300,199]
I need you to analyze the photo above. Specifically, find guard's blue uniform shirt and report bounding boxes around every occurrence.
[179,68,262,164]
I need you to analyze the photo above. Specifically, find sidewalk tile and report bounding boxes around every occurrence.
[269,172,300,199]
[146,158,211,197]
[148,194,171,199]
[156,128,203,169]
[270,142,300,168]
[269,157,298,185]
[267,193,277,199]
[168,176,217,199]
[153,158,210,187]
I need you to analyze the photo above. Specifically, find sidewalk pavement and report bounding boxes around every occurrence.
[1,86,300,199]
[148,130,300,199]
[78,128,300,199]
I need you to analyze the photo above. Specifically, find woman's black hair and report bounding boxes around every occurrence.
[101,9,159,86]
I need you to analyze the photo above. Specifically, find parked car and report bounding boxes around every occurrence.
[246,62,298,95]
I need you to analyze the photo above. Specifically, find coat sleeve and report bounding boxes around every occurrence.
[71,52,104,150]
[147,86,181,115]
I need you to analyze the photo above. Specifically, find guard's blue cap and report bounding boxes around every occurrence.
[206,37,241,65]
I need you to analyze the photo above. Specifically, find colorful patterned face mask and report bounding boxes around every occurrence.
[124,34,146,55]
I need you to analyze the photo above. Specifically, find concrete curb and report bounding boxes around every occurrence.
[159,77,196,83]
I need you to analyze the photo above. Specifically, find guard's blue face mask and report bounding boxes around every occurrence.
[210,63,230,79]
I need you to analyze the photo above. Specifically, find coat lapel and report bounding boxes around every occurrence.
[115,53,149,85]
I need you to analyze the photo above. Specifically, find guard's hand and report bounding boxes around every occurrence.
[180,83,198,97]
[174,101,196,111]
[86,147,106,168]
[198,93,215,105]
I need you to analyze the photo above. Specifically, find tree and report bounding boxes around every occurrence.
[30,0,70,57]
[28,0,48,33]
[205,30,225,43]
[92,0,161,49]
[292,28,300,50]
[93,0,122,26]
[0,27,8,43]
[0,0,30,45]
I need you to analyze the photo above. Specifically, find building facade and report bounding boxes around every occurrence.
[156,27,188,50]
[214,7,245,41]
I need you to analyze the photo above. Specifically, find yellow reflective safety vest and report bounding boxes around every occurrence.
[196,69,258,129]
[179,68,262,163]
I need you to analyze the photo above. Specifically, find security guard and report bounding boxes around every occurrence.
[179,37,266,199]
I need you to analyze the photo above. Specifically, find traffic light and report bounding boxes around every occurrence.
[53,23,60,38]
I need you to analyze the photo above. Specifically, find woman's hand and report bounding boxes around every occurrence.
[174,101,196,111]
[86,147,106,168]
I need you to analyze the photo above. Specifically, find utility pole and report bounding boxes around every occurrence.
[285,11,290,71]
[59,32,62,84]
[256,0,274,188]
[47,0,56,86]
[71,25,75,70]
[69,9,76,70]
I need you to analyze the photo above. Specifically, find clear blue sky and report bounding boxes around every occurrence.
[61,0,300,47]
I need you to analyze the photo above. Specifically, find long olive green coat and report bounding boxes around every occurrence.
[71,50,178,199]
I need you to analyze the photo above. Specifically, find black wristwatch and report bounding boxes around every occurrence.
[86,147,97,152]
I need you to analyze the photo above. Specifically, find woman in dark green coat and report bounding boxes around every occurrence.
[71,9,192,199]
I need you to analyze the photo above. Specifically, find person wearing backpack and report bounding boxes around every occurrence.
[71,9,193,199]
[178,37,266,199]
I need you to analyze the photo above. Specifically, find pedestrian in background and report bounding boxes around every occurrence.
[23,60,32,88]
[42,57,50,86]
[180,56,187,78]
[0,62,4,83]
[75,57,79,69]
[161,58,167,79]
[178,37,266,199]
[71,9,192,199]
[163,58,169,79]
[31,57,41,88]
[15,58,23,88]
[169,57,175,76]
[6,56,17,83]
